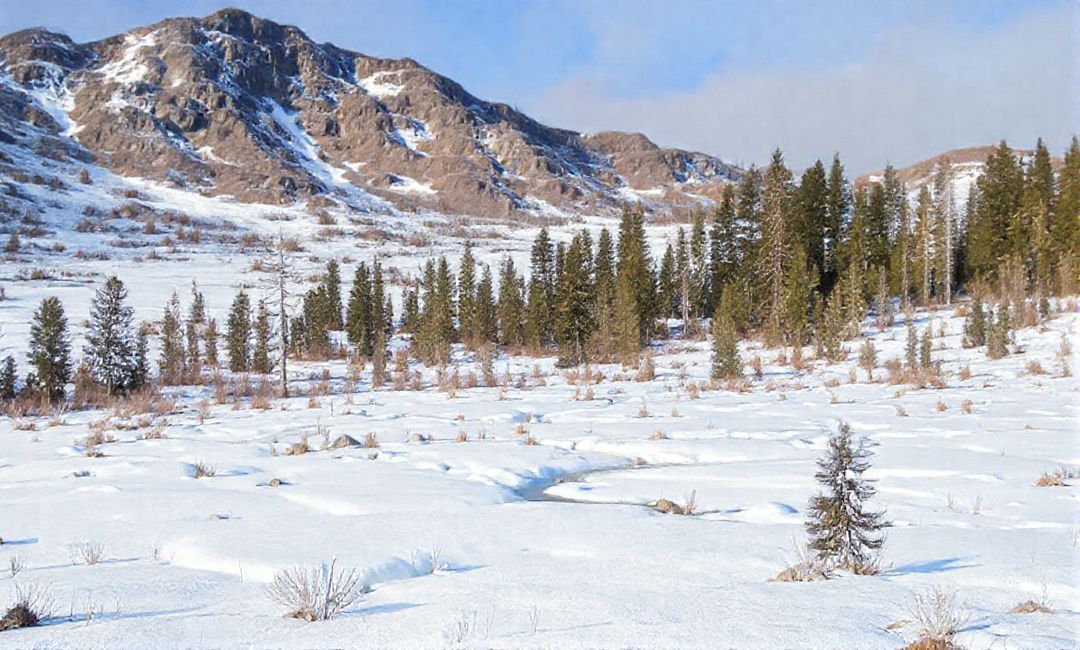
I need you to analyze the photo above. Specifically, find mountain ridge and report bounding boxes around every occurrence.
[0,8,742,220]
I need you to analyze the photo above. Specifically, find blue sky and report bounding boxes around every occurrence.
[1,1,1075,172]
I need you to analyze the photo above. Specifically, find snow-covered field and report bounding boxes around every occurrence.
[1,248,1077,648]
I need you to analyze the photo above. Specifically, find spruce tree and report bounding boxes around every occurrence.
[593,227,617,356]
[497,256,525,348]
[252,300,273,374]
[823,154,851,293]
[84,276,138,394]
[806,421,887,571]
[963,296,987,347]
[919,328,932,369]
[226,289,252,372]
[458,242,477,345]
[0,355,16,400]
[554,231,595,366]
[186,281,206,372]
[159,291,185,385]
[987,305,1009,360]
[759,149,794,345]
[401,285,420,334]
[324,259,343,330]
[131,329,149,391]
[29,296,71,401]
[615,203,655,346]
[475,264,498,345]
[204,318,219,367]
[905,322,918,369]
[346,262,373,355]
[710,308,741,380]
[525,227,555,349]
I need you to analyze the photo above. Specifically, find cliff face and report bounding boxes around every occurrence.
[0,8,741,219]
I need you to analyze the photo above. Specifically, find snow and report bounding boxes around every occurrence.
[358,71,405,98]
[263,99,392,212]
[0,274,1077,648]
[385,175,437,195]
[389,117,434,155]
[97,31,158,85]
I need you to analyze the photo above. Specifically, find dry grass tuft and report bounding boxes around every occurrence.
[265,560,364,621]
[67,540,105,565]
[193,461,216,478]
[906,587,970,647]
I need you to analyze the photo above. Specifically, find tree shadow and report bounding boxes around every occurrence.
[887,556,979,575]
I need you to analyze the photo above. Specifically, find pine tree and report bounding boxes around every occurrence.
[525,227,556,349]
[186,281,206,372]
[798,159,829,288]
[29,296,71,401]
[205,318,219,367]
[159,291,185,386]
[554,231,595,366]
[401,285,420,334]
[252,300,273,374]
[372,259,388,338]
[226,289,252,372]
[823,154,851,294]
[458,242,477,345]
[912,186,936,304]
[689,211,709,319]
[1051,137,1080,293]
[987,304,1010,360]
[932,158,956,304]
[131,329,149,391]
[496,256,525,348]
[966,141,1024,281]
[346,262,373,355]
[657,243,676,319]
[84,276,139,394]
[806,421,887,570]
[710,308,741,380]
[475,264,498,345]
[0,355,16,400]
[759,149,794,345]
[919,328,932,369]
[615,203,655,346]
[592,228,617,357]
[905,322,918,369]
[324,259,343,330]
[963,296,987,347]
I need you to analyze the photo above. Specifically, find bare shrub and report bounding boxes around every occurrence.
[193,461,216,478]
[649,431,668,440]
[960,399,973,414]
[0,583,55,630]
[958,365,972,380]
[682,489,697,516]
[1025,360,1045,376]
[907,587,970,645]
[8,555,25,579]
[895,405,908,417]
[68,540,105,565]
[936,399,947,412]
[265,559,363,621]
[364,432,380,449]
[1034,466,1077,487]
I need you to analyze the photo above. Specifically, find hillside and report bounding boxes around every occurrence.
[0,8,740,221]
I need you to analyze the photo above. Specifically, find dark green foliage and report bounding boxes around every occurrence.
[0,355,16,400]
[29,297,71,401]
[497,256,525,348]
[525,227,555,349]
[159,291,185,385]
[963,296,987,348]
[204,318,219,367]
[710,308,741,380]
[83,277,139,394]
[324,259,343,330]
[252,300,273,374]
[554,231,595,366]
[806,421,887,570]
[346,262,374,355]
[474,264,497,345]
[131,329,150,391]
[458,242,477,344]
[614,204,655,350]
[226,289,252,372]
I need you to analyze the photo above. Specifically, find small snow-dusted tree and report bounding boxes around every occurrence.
[29,297,71,402]
[962,296,986,348]
[919,327,933,369]
[806,421,888,572]
[159,291,185,385]
[204,318,220,367]
[905,322,918,369]
[986,304,1010,360]
[83,277,139,394]
[858,340,876,381]
[710,309,741,380]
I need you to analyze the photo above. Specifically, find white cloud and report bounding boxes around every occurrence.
[528,4,1079,173]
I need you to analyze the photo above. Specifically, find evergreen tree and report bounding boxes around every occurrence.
[657,243,676,319]
[346,262,373,355]
[615,203,655,347]
[458,242,478,344]
[823,154,851,293]
[759,149,794,345]
[401,285,420,334]
[912,186,936,304]
[475,264,498,345]
[226,289,252,372]
[592,227,617,356]
[29,296,71,401]
[204,318,219,367]
[187,281,206,371]
[932,158,956,304]
[159,291,186,386]
[689,211,709,319]
[0,355,16,400]
[905,322,918,369]
[1051,137,1080,292]
[963,296,987,348]
[919,327,932,369]
[554,231,595,366]
[84,276,139,394]
[497,256,525,348]
[710,308,741,380]
[525,227,556,349]
[252,300,273,374]
[324,259,343,330]
[806,421,887,570]
[709,186,739,308]
[798,159,829,288]
[987,304,1010,360]
[372,259,388,338]
[966,141,1024,281]
[131,329,150,391]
